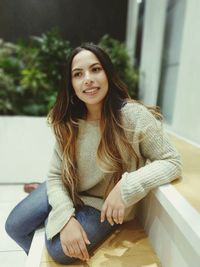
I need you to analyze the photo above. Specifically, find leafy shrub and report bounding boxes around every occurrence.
[18,29,72,115]
[0,30,72,115]
[0,31,138,116]
[0,39,25,114]
[98,34,138,99]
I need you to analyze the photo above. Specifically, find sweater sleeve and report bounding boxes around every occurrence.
[45,142,75,240]
[120,104,182,207]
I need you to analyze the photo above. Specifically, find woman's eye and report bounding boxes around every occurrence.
[92,67,102,72]
[73,72,82,78]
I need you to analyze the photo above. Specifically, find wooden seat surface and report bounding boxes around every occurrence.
[170,135,200,213]
[39,220,160,267]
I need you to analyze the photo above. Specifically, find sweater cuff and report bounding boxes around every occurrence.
[120,172,146,207]
[46,206,75,240]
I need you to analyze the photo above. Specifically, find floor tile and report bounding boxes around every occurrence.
[0,185,27,203]
[0,251,27,267]
[0,202,24,251]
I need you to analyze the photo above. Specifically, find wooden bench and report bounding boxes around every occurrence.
[26,220,160,267]
[170,134,200,213]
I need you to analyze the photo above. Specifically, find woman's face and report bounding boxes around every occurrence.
[71,49,109,109]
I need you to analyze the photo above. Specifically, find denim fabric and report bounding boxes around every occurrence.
[5,182,115,264]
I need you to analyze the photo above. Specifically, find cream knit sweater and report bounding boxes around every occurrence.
[46,102,182,239]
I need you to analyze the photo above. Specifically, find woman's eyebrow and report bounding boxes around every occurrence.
[72,62,101,72]
[72,67,82,73]
[90,62,101,68]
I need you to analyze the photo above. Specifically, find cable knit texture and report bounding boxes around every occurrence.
[46,102,182,239]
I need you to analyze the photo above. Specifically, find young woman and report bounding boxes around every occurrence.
[5,43,182,264]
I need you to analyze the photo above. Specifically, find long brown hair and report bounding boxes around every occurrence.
[48,43,162,207]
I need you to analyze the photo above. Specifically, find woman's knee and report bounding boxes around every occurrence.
[48,251,75,265]
[76,206,114,244]
[5,210,20,238]
[45,238,76,264]
[5,202,30,239]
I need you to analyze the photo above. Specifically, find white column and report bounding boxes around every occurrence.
[139,0,167,105]
[172,0,200,144]
[125,0,139,65]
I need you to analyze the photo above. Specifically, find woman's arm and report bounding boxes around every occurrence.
[46,142,90,261]
[120,104,182,207]
[46,142,75,239]
[101,104,182,225]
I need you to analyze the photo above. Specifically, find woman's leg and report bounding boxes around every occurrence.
[5,182,50,254]
[45,205,115,264]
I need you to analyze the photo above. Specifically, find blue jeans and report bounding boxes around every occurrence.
[5,182,115,264]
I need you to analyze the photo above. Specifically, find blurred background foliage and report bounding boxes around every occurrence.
[0,29,139,116]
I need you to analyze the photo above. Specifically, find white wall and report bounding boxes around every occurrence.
[137,0,200,145]
[0,117,55,183]
[171,0,200,144]
[126,0,139,65]
[158,0,186,124]
[139,0,167,105]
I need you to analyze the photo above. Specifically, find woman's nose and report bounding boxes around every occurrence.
[84,72,93,85]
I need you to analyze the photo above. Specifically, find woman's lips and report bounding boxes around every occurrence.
[83,87,99,95]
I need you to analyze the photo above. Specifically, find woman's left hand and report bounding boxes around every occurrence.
[101,181,125,225]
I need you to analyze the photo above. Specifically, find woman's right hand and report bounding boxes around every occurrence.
[60,216,91,261]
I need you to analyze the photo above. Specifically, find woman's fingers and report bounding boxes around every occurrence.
[67,244,75,257]
[80,227,90,260]
[78,239,89,261]
[101,202,115,225]
[68,229,90,260]
[81,227,91,245]
[100,203,106,223]
[66,242,84,261]
[112,209,119,224]
[60,217,91,261]
[72,241,82,258]
[109,207,124,225]
[101,181,125,225]
[101,201,125,225]
[118,208,124,224]
[105,206,115,226]
[101,202,115,226]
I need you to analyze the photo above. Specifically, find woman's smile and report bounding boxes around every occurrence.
[71,50,109,109]
[82,86,100,95]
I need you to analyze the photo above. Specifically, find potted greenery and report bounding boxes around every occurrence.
[0,30,138,116]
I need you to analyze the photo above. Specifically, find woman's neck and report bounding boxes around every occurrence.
[86,112,101,121]
[86,103,102,121]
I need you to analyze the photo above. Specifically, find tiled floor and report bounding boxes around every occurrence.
[0,185,28,267]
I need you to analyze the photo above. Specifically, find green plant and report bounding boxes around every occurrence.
[18,28,72,115]
[0,69,17,114]
[0,31,139,116]
[0,39,26,114]
[30,28,71,86]
[0,29,72,116]
[98,34,139,99]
